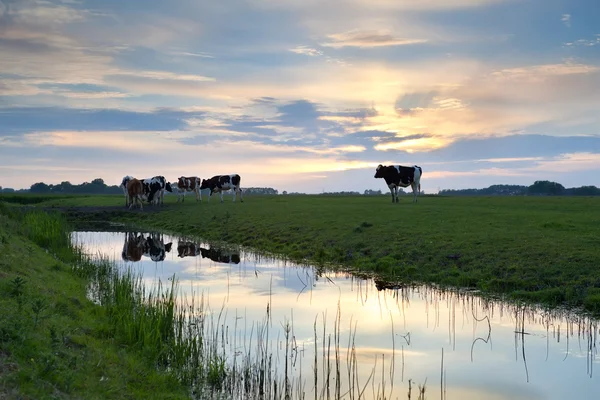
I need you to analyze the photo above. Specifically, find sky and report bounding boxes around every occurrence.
[0,0,599,193]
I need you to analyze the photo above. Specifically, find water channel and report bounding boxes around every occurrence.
[72,228,600,400]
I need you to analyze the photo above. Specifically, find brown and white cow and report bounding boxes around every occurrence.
[127,178,144,210]
[174,176,202,202]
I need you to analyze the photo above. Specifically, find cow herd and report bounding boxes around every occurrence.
[121,232,241,264]
[118,164,422,210]
[119,174,243,210]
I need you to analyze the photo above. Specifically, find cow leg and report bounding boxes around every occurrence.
[411,182,418,203]
[232,188,236,202]
[395,187,399,203]
[239,188,244,202]
[220,190,224,203]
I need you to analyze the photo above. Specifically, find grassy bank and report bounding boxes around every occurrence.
[0,204,196,398]
[9,193,600,313]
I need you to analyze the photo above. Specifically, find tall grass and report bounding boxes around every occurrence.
[17,209,83,262]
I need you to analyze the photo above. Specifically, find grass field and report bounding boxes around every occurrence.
[0,204,194,399]
[4,192,600,313]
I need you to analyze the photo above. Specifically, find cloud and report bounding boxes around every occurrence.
[0,107,204,134]
[561,14,571,27]
[321,30,427,48]
[564,35,600,47]
[289,46,323,56]
[395,91,438,116]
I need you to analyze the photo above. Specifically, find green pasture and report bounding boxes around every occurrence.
[0,204,191,399]
[4,192,600,312]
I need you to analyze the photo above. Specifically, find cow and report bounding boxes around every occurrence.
[200,174,243,203]
[374,164,422,203]
[143,233,173,262]
[120,175,134,207]
[126,178,145,210]
[199,246,241,264]
[142,176,172,206]
[121,232,146,262]
[175,176,202,203]
[177,241,202,258]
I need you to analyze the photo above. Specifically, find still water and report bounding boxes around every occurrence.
[72,229,600,400]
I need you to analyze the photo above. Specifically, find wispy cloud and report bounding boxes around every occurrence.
[561,13,571,28]
[321,30,427,48]
[289,46,323,56]
[564,35,600,47]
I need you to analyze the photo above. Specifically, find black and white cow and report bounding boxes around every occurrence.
[142,176,172,206]
[199,246,241,264]
[120,175,134,207]
[143,232,173,262]
[200,174,243,203]
[374,164,422,203]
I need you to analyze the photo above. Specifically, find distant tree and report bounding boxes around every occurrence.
[528,180,565,196]
[30,182,51,193]
[282,191,288,195]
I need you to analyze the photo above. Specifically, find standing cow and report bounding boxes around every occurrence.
[374,164,422,203]
[174,176,202,202]
[120,175,134,207]
[126,178,145,210]
[200,174,243,203]
[142,176,172,206]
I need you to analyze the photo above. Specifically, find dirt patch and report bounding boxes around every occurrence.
[42,204,170,216]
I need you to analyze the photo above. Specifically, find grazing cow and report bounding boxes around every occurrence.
[120,175,134,207]
[142,176,172,206]
[200,174,243,203]
[175,176,202,202]
[177,241,201,258]
[121,232,146,262]
[143,233,173,262]
[199,246,241,264]
[127,178,144,210]
[374,164,422,203]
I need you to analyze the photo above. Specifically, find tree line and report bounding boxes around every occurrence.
[439,181,600,196]
[1,179,597,197]
[0,179,279,196]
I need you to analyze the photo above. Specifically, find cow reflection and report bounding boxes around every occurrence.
[177,241,240,264]
[177,241,202,258]
[121,232,173,263]
[200,246,241,264]
[121,232,146,262]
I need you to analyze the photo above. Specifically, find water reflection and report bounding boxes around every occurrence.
[72,230,600,400]
[121,232,173,262]
[177,240,241,264]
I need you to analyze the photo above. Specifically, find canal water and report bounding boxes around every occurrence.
[72,229,600,400]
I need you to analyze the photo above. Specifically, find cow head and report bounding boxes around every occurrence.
[165,182,173,192]
[374,164,385,178]
[200,179,210,190]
